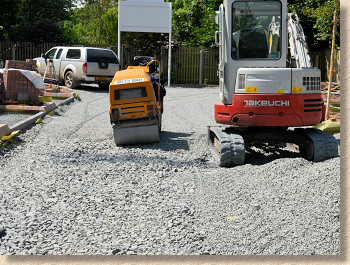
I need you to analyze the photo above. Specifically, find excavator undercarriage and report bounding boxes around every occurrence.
[207,126,338,167]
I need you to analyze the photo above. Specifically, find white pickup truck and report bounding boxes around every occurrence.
[34,46,120,89]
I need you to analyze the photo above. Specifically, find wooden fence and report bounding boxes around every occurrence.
[0,41,112,67]
[0,41,69,66]
[310,49,340,84]
[120,46,218,84]
[0,41,340,85]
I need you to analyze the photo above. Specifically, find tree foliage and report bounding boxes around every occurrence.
[311,0,340,47]
[0,0,341,51]
[0,0,21,40]
[0,0,74,42]
[62,0,170,49]
[288,0,339,50]
[62,0,118,45]
[172,0,221,48]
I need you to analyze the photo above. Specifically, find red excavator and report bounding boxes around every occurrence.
[207,0,338,167]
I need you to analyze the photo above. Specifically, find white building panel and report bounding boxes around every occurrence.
[118,0,172,86]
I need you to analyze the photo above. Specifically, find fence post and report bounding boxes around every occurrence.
[199,49,210,85]
[12,42,16,60]
[121,45,125,70]
[161,46,165,76]
[0,41,2,68]
[199,49,204,85]
[173,47,178,84]
[315,54,319,68]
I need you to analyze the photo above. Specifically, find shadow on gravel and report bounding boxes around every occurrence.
[244,145,301,166]
[128,131,192,152]
[0,137,26,156]
[159,131,191,151]
[336,138,340,146]
[74,84,109,94]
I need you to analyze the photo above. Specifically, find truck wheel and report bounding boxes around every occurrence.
[64,70,77,89]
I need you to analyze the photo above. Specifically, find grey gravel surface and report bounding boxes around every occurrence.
[0,112,34,127]
[0,85,340,255]
[0,99,66,128]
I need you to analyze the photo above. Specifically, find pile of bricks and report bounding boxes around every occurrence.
[321,82,340,93]
[5,59,37,71]
[0,59,43,104]
[321,82,340,103]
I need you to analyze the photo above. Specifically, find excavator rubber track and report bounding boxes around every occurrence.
[295,128,339,162]
[113,117,160,146]
[207,126,338,167]
[207,126,245,167]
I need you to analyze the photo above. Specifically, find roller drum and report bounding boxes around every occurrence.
[113,121,160,146]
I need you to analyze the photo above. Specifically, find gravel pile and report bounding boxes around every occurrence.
[0,86,340,255]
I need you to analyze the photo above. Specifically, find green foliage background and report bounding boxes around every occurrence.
[0,0,340,50]
[0,0,74,43]
[288,0,340,49]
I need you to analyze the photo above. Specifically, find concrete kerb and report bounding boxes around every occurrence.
[9,111,46,132]
[8,96,75,134]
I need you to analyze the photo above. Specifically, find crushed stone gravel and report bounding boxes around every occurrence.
[0,98,68,128]
[0,112,34,127]
[0,85,340,255]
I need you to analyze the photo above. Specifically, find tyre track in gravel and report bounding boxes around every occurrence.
[64,91,109,137]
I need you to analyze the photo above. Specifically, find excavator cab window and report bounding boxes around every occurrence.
[231,0,281,60]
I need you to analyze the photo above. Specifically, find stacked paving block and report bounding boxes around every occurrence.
[2,59,43,103]
[5,59,37,71]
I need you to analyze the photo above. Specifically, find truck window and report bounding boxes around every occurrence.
[46,49,57,60]
[87,49,119,64]
[56,48,63,59]
[66,49,81,59]
[231,1,282,60]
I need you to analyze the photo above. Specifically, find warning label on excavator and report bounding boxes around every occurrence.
[114,78,145,85]
[246,87,257,93]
